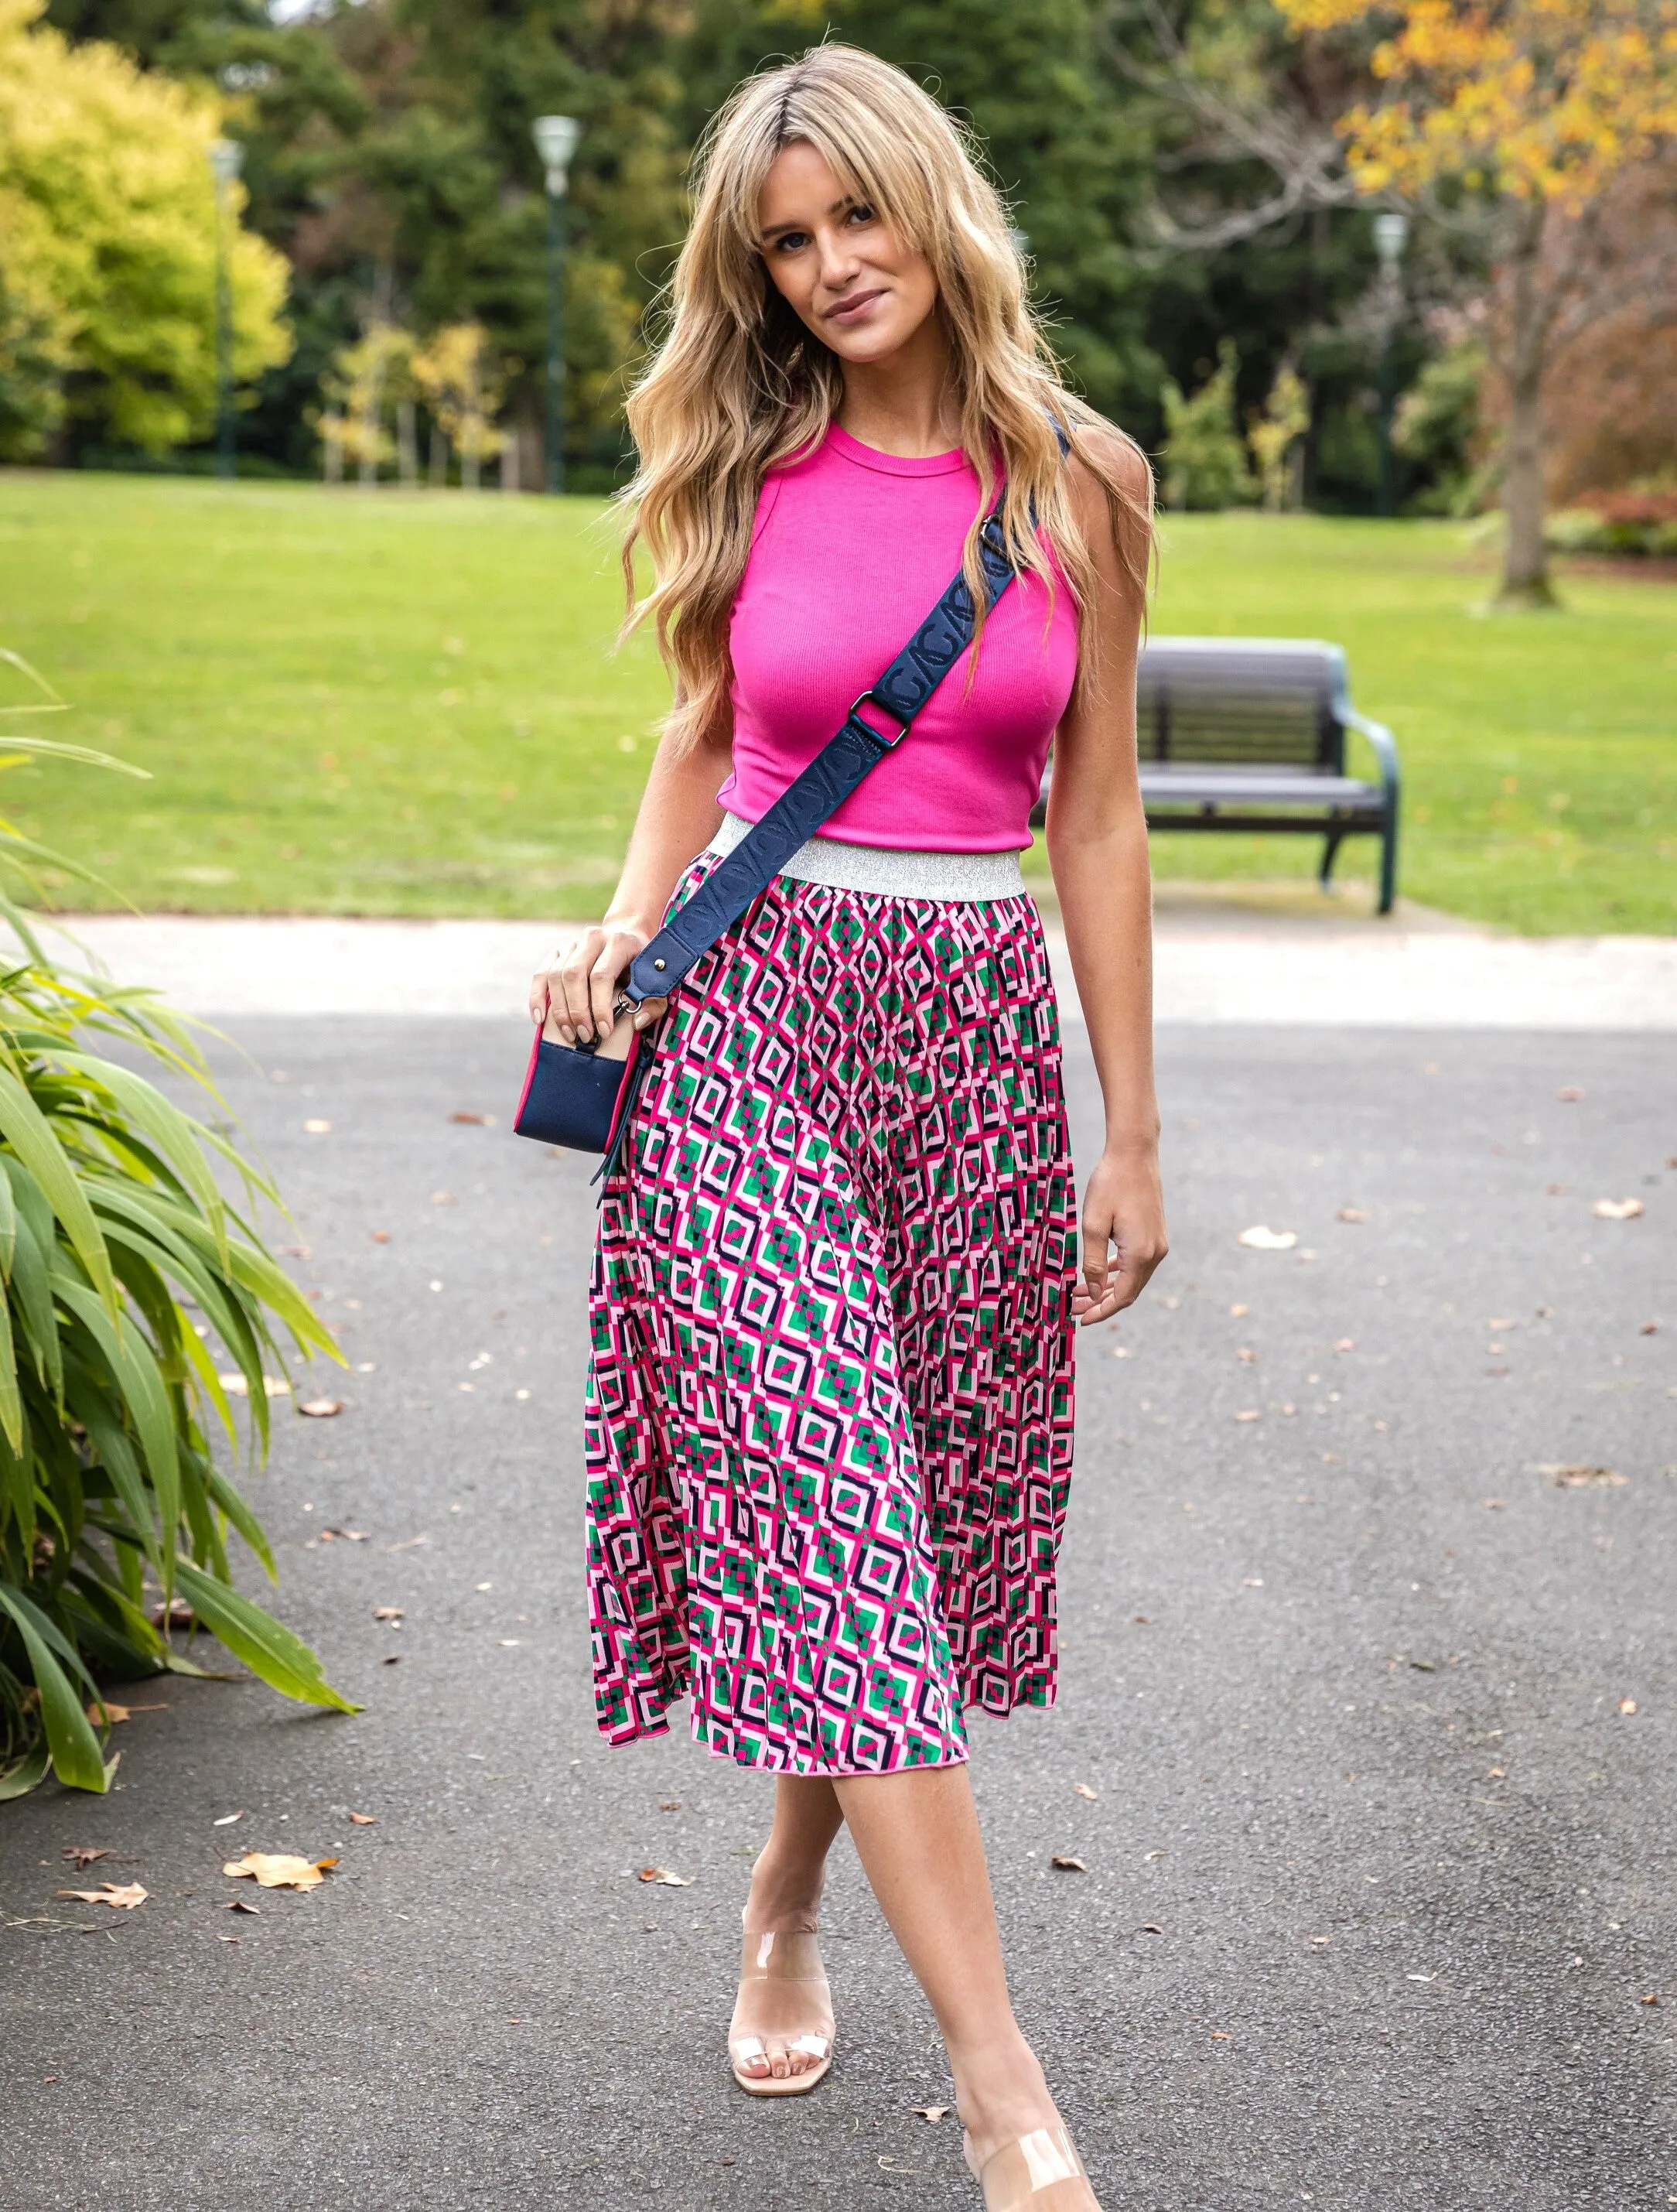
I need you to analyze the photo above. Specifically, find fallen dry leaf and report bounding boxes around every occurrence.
[319,1526,367,1541]
[1236,1346,1256,1364]
[348,1812,376,1826]
[303,1119,332,1135]
[224,1898,261,1915]
[1074,1783,1098,1800]
[1235,1409,1262,1422]
[1336,1207,1368,1224]
[374,1606,405,1622]
[1238,1226,1296,1251]
[1641,1320,1659,1335]
[658,1800,682,1812]
[223,1852,337,1891]
[1229,1302,1248,1317]
[217,1372,292,1399]
[1334,1338,1357,1353]
[371,1229,391,1243]
[56,1882,146,1909]
[1210,2030,1230,2041]
[430,1191,457,1206]
[278,1243,311,1258]
[1535,1463,1627,1488]
[212,1811,244,1827]
[1556,1086,1586,1102]
[1050,1855,1087,1872]
[1593,1198,1644,1221]
[637,1867,695,1886]
[1242,1577,1265,1588]
[1640,1993,1659,2006]
[84,1701,130,1725]
[61,1846,110,1870]
[1618,1698,1638,1715]
[1139,1922,1163,1934]
[298,1400,345,1420]
[149,1598,196,1632]
[1484,1498,1507,1510]
[912,2105,951,2123]
[450,1111,496,1126]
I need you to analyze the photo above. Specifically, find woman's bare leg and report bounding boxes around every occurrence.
[731,1776,844,2081]
[832,1765,1081,2180]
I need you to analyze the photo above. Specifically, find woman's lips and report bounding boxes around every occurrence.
[826,289,885,325]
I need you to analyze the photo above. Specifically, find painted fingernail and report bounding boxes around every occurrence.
[597,1019,612,1041]
[558,1027,574,1046]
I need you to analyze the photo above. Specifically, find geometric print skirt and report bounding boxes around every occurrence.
[584,854,1078,1776]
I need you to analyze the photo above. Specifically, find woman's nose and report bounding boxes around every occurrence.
[816,227,861,290]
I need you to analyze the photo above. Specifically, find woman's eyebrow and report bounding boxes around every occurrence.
[760,195,856,242]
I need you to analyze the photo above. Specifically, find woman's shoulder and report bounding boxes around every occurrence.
[1062,414,1154,516]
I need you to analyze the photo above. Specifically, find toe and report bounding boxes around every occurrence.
[767,2039,791,2080]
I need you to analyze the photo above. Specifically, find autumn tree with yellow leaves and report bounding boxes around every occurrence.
[1276,0,1677,602]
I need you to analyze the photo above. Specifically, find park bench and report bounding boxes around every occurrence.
[1034,636,1402,914]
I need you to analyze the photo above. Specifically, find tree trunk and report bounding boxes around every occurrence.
[1497,200,1556,607]
[428,423,447,487]
[397,398,418,487]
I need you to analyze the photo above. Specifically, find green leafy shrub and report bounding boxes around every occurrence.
[1393,344,1491,516]
[0,652,354,1800]
[1161,340,1258,512]
[1546,488,1677,559]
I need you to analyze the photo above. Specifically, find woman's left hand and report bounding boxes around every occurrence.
[1074,1145,1168,1325]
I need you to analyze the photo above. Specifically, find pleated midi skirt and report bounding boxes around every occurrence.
[584,853,1078,1776]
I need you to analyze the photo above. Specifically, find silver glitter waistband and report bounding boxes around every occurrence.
[705,811,1026,902]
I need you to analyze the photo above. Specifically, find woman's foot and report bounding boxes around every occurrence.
[727,1847,836,2094]
[954,2034,1100,2208]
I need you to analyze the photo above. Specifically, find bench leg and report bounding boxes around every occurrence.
[1318,830,1346,891]
[1378,815,1398,916]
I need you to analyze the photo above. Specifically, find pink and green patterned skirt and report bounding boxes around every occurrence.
[584,857,1078,1776]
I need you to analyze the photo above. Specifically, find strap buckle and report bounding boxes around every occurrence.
[847,689,912,749]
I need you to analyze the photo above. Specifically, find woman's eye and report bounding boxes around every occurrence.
[774,231,809,254]
[846,203,876,227]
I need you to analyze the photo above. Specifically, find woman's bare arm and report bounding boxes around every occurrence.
[1047,436,1168,1322]
[529,713,731,1044]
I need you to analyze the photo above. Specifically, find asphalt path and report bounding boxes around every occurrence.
[2,1017,1672,2211]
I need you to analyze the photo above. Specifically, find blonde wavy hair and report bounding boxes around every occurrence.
[619,43,1153,750]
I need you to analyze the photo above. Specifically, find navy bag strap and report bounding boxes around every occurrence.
[625,495,1022,1007]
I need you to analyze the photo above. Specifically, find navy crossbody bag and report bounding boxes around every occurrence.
[514,491,1022,1181]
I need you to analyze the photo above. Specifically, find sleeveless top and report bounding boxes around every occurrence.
[717,422,1080,853]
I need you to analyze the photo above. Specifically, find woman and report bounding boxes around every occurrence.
[531,45,1165,2212]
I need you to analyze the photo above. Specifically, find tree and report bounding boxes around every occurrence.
[411,323,505,489]
[1160,338,1259,506]
[1249,358,1312,508]
[1275,0,1677,603]
[0,0,292,457]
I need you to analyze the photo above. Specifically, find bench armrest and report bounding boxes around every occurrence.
[1341,706,1400,815]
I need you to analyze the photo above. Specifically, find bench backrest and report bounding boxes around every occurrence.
[1136,638,1347,773]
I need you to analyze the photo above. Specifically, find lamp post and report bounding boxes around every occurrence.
[532,115,581,494]
[1372,210,1410,520]
[207,137,244,481]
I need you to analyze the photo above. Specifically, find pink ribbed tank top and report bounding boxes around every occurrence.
[718,422,1079,853]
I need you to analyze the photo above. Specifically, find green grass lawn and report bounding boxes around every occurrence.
[1,470,1672,932]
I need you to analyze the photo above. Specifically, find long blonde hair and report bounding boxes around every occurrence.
[619,43,1153,749]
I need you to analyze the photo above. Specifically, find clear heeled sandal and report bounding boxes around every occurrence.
[728,1927,835,2097]
[965,2125,1098,2211]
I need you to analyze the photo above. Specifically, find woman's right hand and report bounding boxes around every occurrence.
[529,921,661,1045]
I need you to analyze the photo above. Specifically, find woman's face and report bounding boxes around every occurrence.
[757,140,939,365]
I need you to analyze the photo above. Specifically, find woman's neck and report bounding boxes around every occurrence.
[835,315,961,457]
